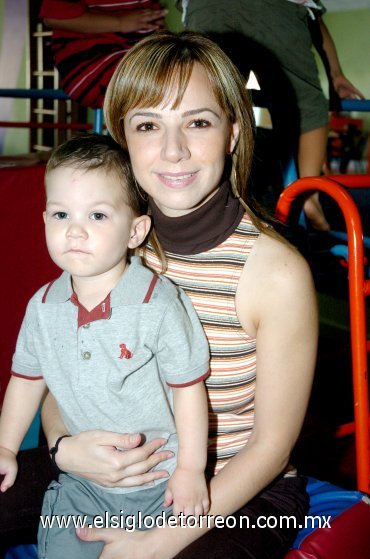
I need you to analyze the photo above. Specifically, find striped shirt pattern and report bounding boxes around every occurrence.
[144,214,260,475]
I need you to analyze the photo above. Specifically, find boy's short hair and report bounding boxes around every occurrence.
[46,133,146,215]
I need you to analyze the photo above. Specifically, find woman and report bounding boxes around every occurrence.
[1,32,317,558]
[43,31,317,558]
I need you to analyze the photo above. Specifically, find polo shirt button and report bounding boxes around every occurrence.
[82,351,91,360]
[83,323,90,329]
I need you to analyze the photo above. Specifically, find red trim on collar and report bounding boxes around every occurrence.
[143,274,158,303]
[42,279,57,303]
[11,371,44,380]
[71,292,111,328]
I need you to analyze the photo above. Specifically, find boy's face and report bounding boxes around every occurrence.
[44,166,148,282]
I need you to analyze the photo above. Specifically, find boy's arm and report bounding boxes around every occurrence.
[164,381,209,517]
[0,375,46,491]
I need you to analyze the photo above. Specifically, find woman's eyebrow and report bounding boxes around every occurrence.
[129,107,221,122]
[182,108,221,119]
[129,111,161,122]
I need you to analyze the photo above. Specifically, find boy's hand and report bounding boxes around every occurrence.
[164,467,209,520]
[0,446,17,492]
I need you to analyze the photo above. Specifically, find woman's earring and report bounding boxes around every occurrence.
[230,156,242,200]
[134,178,148,202]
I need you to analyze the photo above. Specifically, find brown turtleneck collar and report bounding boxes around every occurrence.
[148,181,244,255]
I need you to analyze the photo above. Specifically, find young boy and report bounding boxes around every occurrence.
[0,134,210,558]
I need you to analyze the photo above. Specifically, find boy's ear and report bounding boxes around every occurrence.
[43,211,46,224]
[128,215,151,249]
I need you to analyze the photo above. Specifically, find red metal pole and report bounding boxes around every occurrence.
[276,176,370,493]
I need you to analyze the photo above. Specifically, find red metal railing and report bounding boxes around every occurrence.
[276,175,370,493]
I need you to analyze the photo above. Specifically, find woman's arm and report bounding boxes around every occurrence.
[42,392,174,487]
[43,9,167,34]
[77,234,318,558]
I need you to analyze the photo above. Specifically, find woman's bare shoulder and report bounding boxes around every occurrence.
[236,232,316,335]
[247,231,312,283]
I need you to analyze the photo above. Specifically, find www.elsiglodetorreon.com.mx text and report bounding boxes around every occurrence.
[40,511,332,532]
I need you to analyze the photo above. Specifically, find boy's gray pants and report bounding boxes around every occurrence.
[38,473,171,559]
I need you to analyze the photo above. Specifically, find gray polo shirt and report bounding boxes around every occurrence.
[12,257,209,484]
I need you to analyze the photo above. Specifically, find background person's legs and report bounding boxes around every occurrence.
[298,125,330,231]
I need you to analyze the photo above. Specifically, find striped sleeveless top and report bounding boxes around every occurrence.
[144,213,260,476]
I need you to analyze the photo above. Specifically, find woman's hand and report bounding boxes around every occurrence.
[42,394,173,487]
[77,526,169,559]
[55,431,173,487]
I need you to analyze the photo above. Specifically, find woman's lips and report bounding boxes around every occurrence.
[156,171,198,188]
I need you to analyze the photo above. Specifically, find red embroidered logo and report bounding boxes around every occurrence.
[119,344,133,360]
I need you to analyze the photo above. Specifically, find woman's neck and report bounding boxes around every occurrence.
[148,181,244,255]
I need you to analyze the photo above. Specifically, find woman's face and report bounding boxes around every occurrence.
[124,63,239,217]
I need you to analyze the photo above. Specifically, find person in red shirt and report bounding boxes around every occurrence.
[40,0,167,108]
